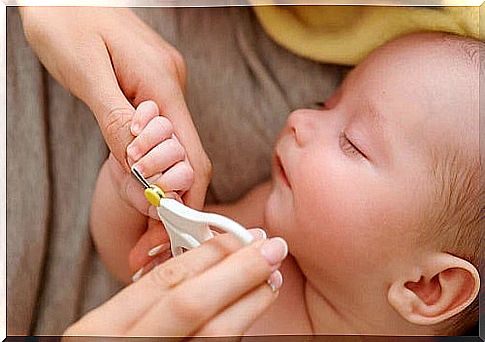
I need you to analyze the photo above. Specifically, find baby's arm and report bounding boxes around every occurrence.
[90,101,193,284]
[90,155,154,284]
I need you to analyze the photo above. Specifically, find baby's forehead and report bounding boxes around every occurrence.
[347,34,479,143]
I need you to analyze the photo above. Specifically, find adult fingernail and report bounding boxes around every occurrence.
[148,243,170,257]
[267,270,283,292]
[132,267,144,282]
[260,237,288,266]
[249,228,267,240]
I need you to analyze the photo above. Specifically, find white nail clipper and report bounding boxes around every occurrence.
[131,167,253,256]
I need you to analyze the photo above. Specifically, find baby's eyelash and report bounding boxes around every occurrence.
[339,132,366,159]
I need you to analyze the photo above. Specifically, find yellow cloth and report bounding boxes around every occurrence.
[253,5,483,65]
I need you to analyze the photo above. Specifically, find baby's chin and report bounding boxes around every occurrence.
[263,185,293,239]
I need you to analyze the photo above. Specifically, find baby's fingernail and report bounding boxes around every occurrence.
[133,164,144,176]
[127,145,139,161]
[249,228,267,240]
[131,267,144,282]
[267,270,283,292]
[260,237,288,266]
[148,243,170,257]
[131,123,140,136]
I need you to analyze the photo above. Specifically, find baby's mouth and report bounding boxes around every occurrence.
[276,153,291,188]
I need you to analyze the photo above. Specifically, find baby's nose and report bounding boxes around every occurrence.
[286,109,319,147]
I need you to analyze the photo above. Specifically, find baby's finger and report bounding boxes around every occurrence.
[196,278,280,336]
[131,100,159,136]
[129,218,171,274]
[121,175,159,220]
[127,116,174,164]
[134,138,185,178]
[149,160,194,193]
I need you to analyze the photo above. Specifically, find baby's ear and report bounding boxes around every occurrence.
[387,253,479,325]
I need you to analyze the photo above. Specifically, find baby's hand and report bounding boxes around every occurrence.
[127,100,194,200]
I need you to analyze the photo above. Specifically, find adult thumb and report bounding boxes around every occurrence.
[76,58,136,172]
[93,98,135,172]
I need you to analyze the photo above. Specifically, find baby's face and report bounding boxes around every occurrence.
[265,36,477,313]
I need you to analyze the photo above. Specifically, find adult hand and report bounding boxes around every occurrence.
[64,231,287,337]
[20,7,211,209]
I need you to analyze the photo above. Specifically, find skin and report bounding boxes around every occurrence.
[263,33,478,334]
[90,33,479,336]
[20,7,212,211]
[65,231,288,337]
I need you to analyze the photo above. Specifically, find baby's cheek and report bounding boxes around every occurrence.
[290,181,371,276]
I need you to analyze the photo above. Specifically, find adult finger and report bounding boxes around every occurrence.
[196,280,280,336]
[129,236,288,336]
[88,231,262,333]
[128,218,171,274]
[131,248,172,283]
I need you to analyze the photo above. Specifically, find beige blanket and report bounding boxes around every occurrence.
[7,7,346,335]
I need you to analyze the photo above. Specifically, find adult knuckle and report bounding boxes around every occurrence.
[167,48,186,75]
[168,291,204,323]
[158,47,186,84]
[149,261,187,289]
[201,155,213,180]
[104,106,133,138]
[173,52,187,80]
[241,247,269,274]
[159,51,179,74]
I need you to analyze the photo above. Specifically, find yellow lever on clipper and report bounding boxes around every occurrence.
[131,166,165,207]
[130,165,253,262]
[144,185,165,207]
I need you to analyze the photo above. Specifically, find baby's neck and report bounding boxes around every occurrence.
[304,280,357,334]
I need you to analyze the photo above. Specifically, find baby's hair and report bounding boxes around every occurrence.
[424,33,484,335]
[429,150,482,335]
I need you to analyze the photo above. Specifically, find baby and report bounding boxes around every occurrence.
[90,32,482,335]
